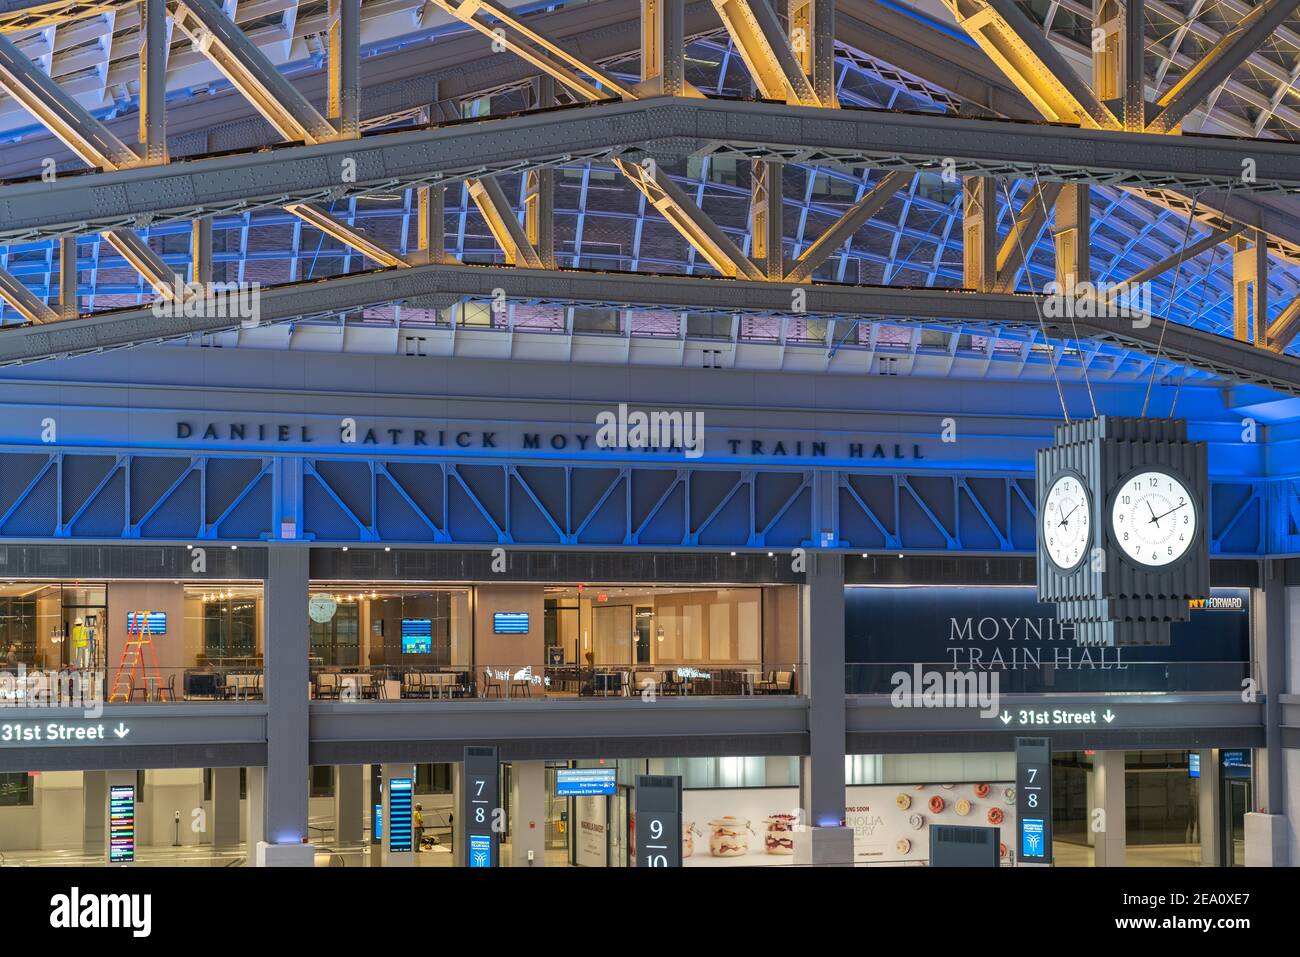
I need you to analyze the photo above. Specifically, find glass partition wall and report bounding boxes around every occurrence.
[307,586,472,700]
[308,582,801,700]
[0,580,264,705]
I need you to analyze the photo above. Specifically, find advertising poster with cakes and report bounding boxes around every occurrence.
[845,782,1018,866]
[680,787,801,866]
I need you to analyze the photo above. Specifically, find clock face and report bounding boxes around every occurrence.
[1042,473,1091,570]
[1110,469,1198,567]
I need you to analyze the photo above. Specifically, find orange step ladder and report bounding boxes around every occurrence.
[108,611,162,703]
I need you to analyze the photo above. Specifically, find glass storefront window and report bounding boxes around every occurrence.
[0,773,33,807]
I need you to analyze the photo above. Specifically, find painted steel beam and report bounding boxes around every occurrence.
[3,98,1295,244]
[1116,223,1245,288]
[0,29,139,169]
[713,0,822,105]
[941,0,1120,129]
[466,176,544,269]
[834,1,1300,261]
[1054,184,1090,288]
[57,234,76,319]
[0,0,713,180]
[5,261,1300,397]
[786,169,910,282]
[1232,233,1268,346]
[138,0,168,163]
[788,0,837,107]
[1091,0,1145,132]
[284,203,408,269]
[192,215,213,284]
[326,0,361,139]
[0,267,57,324]
[171,0,337,144]
[641,0,690,96]
[994,181,1063,293]
[615,157,764,280]
[415,186,450,266]
[100,228,183,298]
[429,0,639,102]
[750,159,784,280]
[1266,299,1300,353]
[1149,0,1300,135]
[962,176,997,293]
[525,75,557,269]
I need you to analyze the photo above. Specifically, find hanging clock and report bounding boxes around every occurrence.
[1108,467,1199,569]
[1040,471,1091,571]
[1036,416,1209,647]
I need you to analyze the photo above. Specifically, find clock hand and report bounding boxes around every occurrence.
[1146,501,1159,528]
[1148,501,1187,524]
[1057,503,1080,527]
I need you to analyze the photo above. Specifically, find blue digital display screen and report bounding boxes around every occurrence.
[493,612,529,634]
[1020,818,1045,859]
[469,833,492,867]
[401,618,431,654]
[374,803,382,840]
[1188,753,1200,778]
[109,786,135,863]
[556,768,617,796]
[388,778,413,853]
[127,611,166,635]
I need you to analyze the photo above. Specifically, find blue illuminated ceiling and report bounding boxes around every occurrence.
[0,0,1296,376]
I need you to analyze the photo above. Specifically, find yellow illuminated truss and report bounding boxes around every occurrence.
[430,0,639,102]
[285,205,410,270]
[616,158,764,280]
[467,178,546,269]
[941,0,1119,129]
[711,0,822,106]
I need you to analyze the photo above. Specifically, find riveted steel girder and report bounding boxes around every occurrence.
[1,98,1296,244]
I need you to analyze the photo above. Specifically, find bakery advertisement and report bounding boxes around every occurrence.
[845,782,1017,866]
[680,787,800,867]
[574,794,608,867]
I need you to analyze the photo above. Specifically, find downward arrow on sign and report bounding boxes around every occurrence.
[113,723,130,738]
[999,711,1012,725]
[1102,710,1115,724]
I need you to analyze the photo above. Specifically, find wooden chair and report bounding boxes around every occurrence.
[481,668,502,698]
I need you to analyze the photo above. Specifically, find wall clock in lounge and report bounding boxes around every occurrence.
[1036,417,1208,648]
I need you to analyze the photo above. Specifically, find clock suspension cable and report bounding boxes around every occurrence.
[1140,191,1204,417]
[999,177,1071,422]
[1030,168,1097,418]
[1169,184,1235,419]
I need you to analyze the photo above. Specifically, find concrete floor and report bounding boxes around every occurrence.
[1053,842,1206,867]
[0,840,1208,868]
